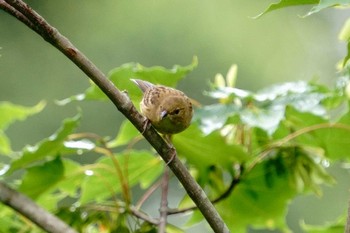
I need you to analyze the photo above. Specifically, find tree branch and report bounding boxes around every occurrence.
[158,166,170,233]
[1,1,229,232]
[0,182,78,233]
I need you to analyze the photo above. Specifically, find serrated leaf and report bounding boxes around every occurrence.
[59,57,198,106]
[0,131,11,155]
[218,158,297,232]
[301,213,345,233]
[256,0,350,18]
[173,124,249,170]
[7,114,81,174]
[0,101,45,130]
[305,0,350,17]
[194,104,240,134]
[255,0,317,18]
[0,101,45,156]
[19,156,64,199]
[80,150,163,204]
[108,120,140,148]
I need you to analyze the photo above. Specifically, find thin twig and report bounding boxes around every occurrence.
[130,206,160,225]
[136,179,163,210]
[158,166,170,233]
[1,1,229,232]
[247,122,350,173]
[0,182,78,233]
[168,173,241,215]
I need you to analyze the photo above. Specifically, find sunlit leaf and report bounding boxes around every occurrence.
[59,57,198,106]
[306,0,350,16]
[108,120,140,148]
[19,156,64,199]
[256,0,350,18]
[194,104,240,134]
[218,156,298,232]
[7,114,81,174]
[80,150,163,204]
[173,124,249,170]
[255,0,317,18]
[0,101,45,155]
[0,131,11,155]
[301,213,345,233]
[0,101,45,130]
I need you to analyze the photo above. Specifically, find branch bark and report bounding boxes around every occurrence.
[0,182,78,233]
[1,1,230,232]
[158,166,170,233]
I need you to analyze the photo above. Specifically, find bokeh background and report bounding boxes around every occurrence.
[1,1,350,232]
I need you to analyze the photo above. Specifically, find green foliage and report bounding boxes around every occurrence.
[0,101,45,155]
[257,0,350,17]
[2,57,350,232]
[2,3,350,233]
[58,56,198,108]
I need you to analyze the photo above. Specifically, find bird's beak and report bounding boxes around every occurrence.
[160,110,168,119]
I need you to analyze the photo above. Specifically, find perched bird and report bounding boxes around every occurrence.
[131,79,193,136]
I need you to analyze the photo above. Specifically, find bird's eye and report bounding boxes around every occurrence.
[173,109,181,115]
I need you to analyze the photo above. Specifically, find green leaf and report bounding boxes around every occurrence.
[19,156,64,199]
[194,104,240,134]
[0,131,11,155]
[218,156,298,232]
[7,114,81,174]
[108,120,140,148]
[0,101,45,155]
[306,0,350,17]
[255,0,318,18]
[80,150,163,204]
[283,106,350,161]
[59,57,198,106]
[0,101,45,130]
[202,81,334,135]
[173,124,249,170]
[301,214,346,233]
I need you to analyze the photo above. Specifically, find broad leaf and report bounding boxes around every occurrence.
[0,101,45,130]
[173,124,249,171]
[108,120,140,148]
[306,0,350,16]
[7,114,81,174]
[0,101,45,155]
[256,0,350,18]
[255,0,317,18]
[59,57,198,106]
[80,150,163,204]
[19,156,64,199]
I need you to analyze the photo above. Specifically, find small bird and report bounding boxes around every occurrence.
[131,79,193,136]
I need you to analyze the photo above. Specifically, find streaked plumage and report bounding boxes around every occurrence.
[131,79,193,135]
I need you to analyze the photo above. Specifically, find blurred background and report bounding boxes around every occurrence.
[1,0,349,232]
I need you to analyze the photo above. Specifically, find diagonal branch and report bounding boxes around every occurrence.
[158,166,170,233]
[0,182,78,233]
[1,1,229,232]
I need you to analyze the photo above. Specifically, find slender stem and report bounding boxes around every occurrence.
[0,182,78,233]
[136,179,163,210]
[346,198,350,233]
[158,166,170,233]
[168,174,241,215]
[1,1,230,232]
